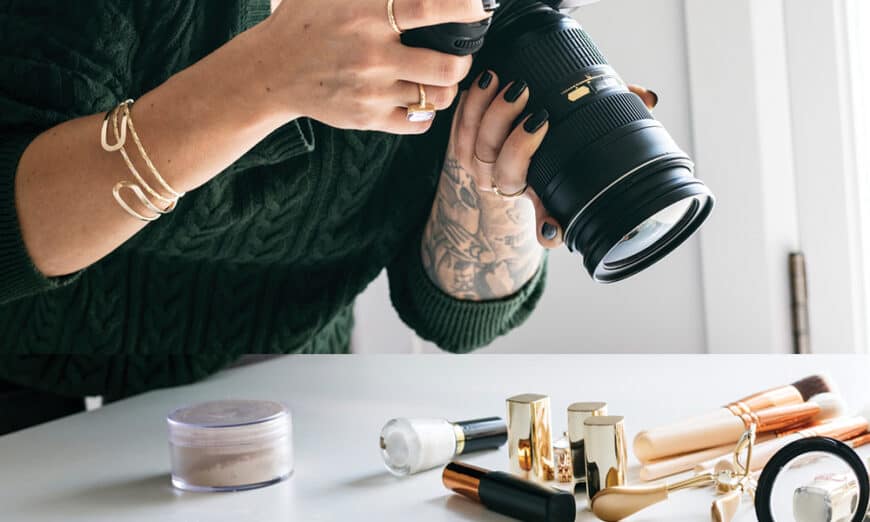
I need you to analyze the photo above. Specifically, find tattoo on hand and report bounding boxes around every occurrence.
[421,157,543,301]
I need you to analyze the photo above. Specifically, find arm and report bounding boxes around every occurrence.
[421,157,542,301]
[5,0,486,283]
[15,27,290,277]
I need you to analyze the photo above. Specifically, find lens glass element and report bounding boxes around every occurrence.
[602,197,698,269]
[769,451,862,522]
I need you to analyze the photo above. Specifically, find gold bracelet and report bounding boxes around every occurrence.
[110,106,177,212]
[100,103,129,152]
[112,181,160,222]
[121,101,185,199]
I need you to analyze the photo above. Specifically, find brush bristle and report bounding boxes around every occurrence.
[792,374,834,400]
[809,392,846,421]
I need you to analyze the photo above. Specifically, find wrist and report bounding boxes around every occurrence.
[215,22,302,130]
[235,18,304,125]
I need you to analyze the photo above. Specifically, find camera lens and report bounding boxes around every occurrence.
[602,197,697,269]
[476,1,715,282]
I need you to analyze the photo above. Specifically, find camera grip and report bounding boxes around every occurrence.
[400,20,491,57]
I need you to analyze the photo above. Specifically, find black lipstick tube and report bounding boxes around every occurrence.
[443,461,576,522]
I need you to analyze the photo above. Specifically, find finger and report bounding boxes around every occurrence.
[454,69,500,157]
[395,46,473,87]
[628,84,659,110]
[528,188,563,249]
[392,0,489,32]
[492,109,548,197]
[395,81,458,110]
[475,79,529,162]
[377,107,437,135]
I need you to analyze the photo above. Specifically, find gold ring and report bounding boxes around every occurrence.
[407,83,436,122]
[473,151,497,166]
[491,174,528,199]
[387,0,403,34]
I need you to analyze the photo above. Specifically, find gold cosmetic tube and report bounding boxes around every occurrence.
[507,394,554,481]
[584,416,627,499]
[567,402,607,482]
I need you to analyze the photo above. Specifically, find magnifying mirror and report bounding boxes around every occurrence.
[755,437,869,522]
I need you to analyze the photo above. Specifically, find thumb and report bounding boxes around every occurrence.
[528,188,563,249]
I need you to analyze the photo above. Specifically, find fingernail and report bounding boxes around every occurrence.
[482,0,500,11]
[478,70,493,90]
[504,80,528,103]
[542,222,557,240]
[648,89,659,108]
[523,109,549,133]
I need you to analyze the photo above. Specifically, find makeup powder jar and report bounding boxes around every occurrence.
[167,400,293,492]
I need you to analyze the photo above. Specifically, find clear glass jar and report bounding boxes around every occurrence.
[167,400,293,492]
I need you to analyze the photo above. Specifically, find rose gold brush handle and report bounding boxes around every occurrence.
[639,434,776,482]
[634,402,820,462]
[634,377,828,463]
[695,417,870,473]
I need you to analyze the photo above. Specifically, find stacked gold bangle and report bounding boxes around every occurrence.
[100,99,184,222]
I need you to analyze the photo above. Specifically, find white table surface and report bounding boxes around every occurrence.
[2,355,869,522]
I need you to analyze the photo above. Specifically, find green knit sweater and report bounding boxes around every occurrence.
[0,1,546,398]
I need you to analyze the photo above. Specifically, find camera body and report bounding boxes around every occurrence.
[403,0,714,283]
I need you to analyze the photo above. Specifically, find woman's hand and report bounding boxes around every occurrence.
[258,0,489,134]
[421,70,659,300]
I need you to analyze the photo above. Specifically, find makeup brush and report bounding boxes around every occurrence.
[634,374,833,463]
[639,435,774,482]
[639,392,845,480]
[694,415,869,474]
[634,391,842,463]
[846,430,870,449]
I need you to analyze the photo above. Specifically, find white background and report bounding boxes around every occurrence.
[354,0,870,355]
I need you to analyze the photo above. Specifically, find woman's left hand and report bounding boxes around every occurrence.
[448,70,660,248]
[447,70,560,248]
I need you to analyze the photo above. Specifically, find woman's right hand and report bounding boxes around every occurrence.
[257,0,489,134]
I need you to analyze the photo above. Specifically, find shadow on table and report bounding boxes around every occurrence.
[343,469,403,489]
[19,473,200,514]
[426,494,516,521]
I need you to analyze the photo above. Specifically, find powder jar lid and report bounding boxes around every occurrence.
[167,400,291,447]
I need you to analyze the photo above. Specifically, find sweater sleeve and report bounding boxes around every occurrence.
[384,102,549,353]
[0,134,82,304]
[388,234,548,353]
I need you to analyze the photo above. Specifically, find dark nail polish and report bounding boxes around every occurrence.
[482,0,500,11]
[504,80,528,103]
[478,70,493,90]
[648,90,659,108]
[542,222,557,240]
[523,109,549,133]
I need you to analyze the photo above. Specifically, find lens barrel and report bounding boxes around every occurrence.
[477,2,714,282]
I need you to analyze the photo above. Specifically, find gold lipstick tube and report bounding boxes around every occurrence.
[507,394,554,481]
[584,415,627,499]
[567,402,607,483]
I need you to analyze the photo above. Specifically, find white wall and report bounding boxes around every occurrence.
[354,0,709,354]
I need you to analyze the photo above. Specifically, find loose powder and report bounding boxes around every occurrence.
[167,400,293,492]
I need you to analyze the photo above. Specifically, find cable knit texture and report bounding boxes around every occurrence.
[0,0,547,397]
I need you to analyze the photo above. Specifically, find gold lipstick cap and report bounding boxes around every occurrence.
[567,402,607,482]
[584,415,627,499]
[506,394,554,481]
